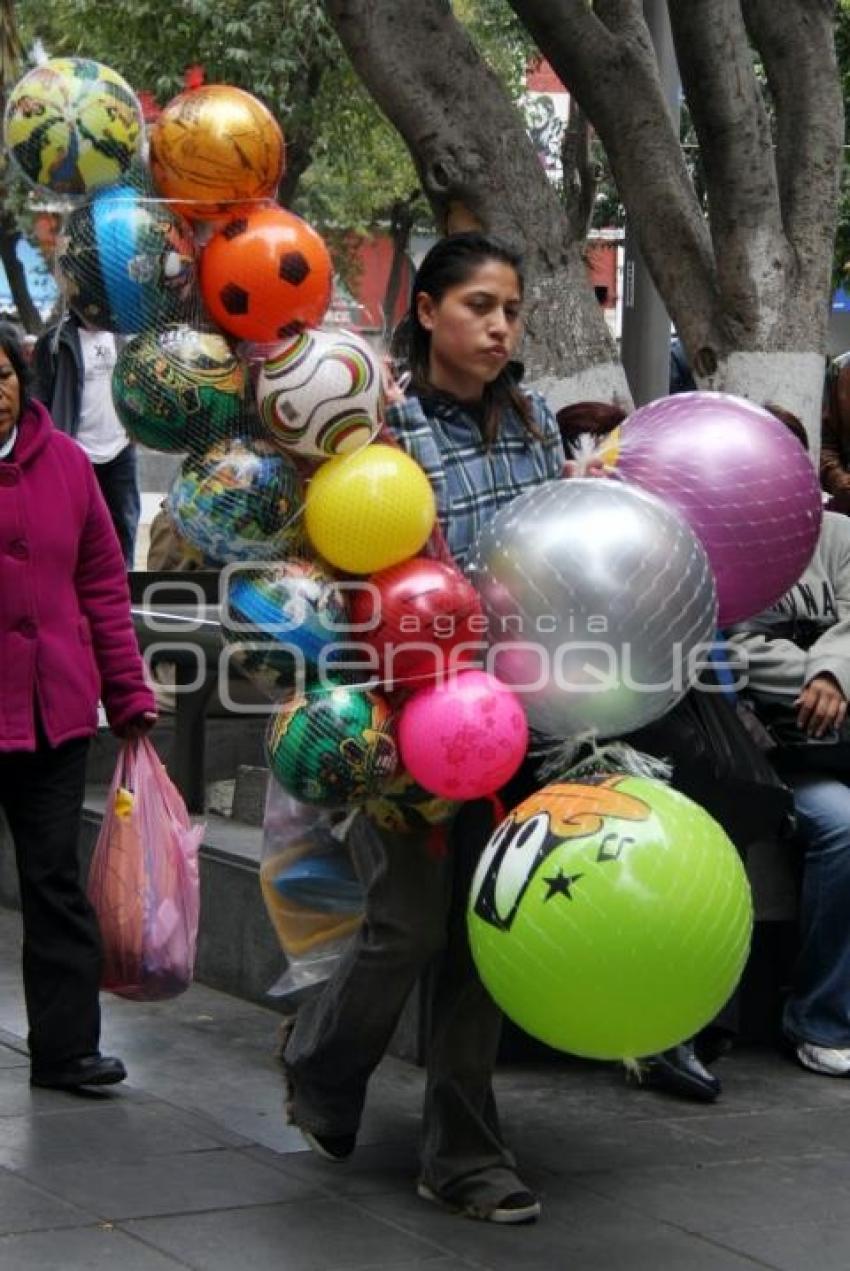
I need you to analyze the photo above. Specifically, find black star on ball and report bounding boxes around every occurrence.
[543,869,583,901]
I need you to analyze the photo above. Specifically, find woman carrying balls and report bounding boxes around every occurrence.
[282,233,566,1224]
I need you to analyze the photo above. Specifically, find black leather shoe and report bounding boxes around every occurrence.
[630,1042,721,1103]
[31,1053,127,1090]
[300,1128,356,1162]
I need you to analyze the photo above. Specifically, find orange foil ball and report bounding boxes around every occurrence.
[150,84,285,220]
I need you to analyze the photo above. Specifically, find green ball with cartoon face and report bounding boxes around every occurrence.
[468,774,752,1060]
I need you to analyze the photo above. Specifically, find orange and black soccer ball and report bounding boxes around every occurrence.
[200,205,333,345]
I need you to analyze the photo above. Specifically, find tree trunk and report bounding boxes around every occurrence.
[321,0,631,409]
[509,0,844,446]
[382,192,419,333]
[277,59,325,207]
[0,223,42,333]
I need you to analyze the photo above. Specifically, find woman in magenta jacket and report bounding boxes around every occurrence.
[0,323,156,1091]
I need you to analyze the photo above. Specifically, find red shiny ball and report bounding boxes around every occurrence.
[350,557,484,690]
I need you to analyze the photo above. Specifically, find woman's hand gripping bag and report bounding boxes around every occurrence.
[87,737,204,1000]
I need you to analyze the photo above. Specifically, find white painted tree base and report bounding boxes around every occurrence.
[532,362,634,415]
[698,351,825,463]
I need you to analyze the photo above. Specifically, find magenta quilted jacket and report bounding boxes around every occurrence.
[0,399,154,751]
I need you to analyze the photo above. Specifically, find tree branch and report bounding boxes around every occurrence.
[742,0,844,315]
[277,58,325,207]
[507,0,722,357]
[667,0,786,341]
[560,101,597,241]
[321,0,621,383]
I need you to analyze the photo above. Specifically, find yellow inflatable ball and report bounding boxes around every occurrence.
[304,444,436,574]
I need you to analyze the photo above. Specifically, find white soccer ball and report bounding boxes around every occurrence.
[256,328,383,460]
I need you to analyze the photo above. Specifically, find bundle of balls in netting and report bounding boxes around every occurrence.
[4,54,499,978]
[6,55,769,1059]
[5,55,459,804]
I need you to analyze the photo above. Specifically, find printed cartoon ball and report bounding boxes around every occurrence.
[167,434,305,564]
[56,186,196,333]
[266,685,399,807]
[363,769,460,837]
[200,206,332,344]
[150,84,285,220]
[112,326,246,453]
[468,776,753,1060]
[257,328,381,460]
[304,444,436,574]
[222,558,348,692]
[4,57,143,196]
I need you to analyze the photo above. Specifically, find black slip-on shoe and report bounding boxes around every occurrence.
[300,1128,356,1162]
[31,1053,127,1090]
[630,1043,721,1103]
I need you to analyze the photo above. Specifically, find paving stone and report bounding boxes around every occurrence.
[124,1196,453,1271]
[354,1186,774,1271]
[0,1165,95,1235]
[0,1101,232,1171]
[717,1220,850,1271]
[16,1147,320,1222]
[574,1150,850,1234]
[0,1224,189,1269]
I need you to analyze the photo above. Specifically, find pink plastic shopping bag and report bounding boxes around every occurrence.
[87,737,204,1001]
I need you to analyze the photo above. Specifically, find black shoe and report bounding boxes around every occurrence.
[631,1043,721,1103]
[31,1053,127,1090]
[300,1128,356,1162]
[417,1181,541,1224]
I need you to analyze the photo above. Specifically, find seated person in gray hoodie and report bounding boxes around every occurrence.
[729,409,850,1078]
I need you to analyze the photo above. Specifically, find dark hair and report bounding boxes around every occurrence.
[556,400,627,447]
[0,322,32,407]
[764,402,809,452]
[396,232,535,444]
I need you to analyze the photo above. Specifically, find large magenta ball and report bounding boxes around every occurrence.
[398,669,528,800]
[614,393,822,625]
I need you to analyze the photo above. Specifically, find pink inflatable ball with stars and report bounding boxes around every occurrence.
[398,669,528,801]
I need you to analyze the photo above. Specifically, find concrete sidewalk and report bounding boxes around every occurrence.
[1,907,850,1269]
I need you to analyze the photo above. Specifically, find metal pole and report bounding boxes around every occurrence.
[620,0,681,406]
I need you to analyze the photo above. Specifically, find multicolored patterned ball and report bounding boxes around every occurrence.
[363,769,460,836]
[167,434,305,564]
[56,186,196,333]
[150,84,285,220]
[223,558,348,689]
[256,329,381,460]
[112,326,246,453]
[4,58,143,196]
[266,685,398,807]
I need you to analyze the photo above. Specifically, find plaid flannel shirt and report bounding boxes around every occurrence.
[385,390,565,569]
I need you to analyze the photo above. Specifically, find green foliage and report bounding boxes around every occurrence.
[10,0,531,237]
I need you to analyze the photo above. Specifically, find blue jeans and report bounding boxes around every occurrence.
[784,771,850,1048]
[93,444,140,569]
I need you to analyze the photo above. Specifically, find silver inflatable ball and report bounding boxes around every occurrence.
[465,479,718,740]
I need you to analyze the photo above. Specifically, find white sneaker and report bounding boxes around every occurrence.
[796,1042,850,1076]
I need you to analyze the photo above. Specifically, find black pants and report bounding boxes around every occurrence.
[0,734,102,1065]
[93,443,140,569]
